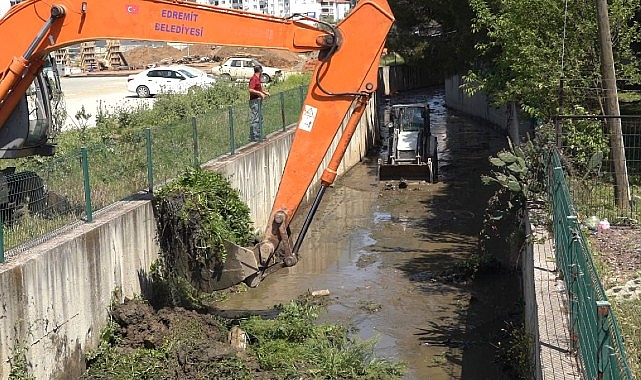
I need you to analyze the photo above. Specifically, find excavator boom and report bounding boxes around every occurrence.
[0,0,395,289]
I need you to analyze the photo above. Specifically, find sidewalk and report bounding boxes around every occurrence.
[532,228,582,379]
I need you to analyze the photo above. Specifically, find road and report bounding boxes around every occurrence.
[59,75,154,131]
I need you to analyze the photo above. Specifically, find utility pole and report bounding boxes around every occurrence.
[596,0,630,209]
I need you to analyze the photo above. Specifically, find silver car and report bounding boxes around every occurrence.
[213,57,282,83]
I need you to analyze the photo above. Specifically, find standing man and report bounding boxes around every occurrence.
[249,65,269,142]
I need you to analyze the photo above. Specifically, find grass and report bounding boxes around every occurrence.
[1,80,309,252]
[569,174,641,224]
[609,299,641,377]
[379,53,406,66]
[588,239,641,378]
[619,91,641,114]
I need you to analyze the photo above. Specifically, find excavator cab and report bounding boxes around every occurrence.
[0,55,59,159]
[379,103,438,183]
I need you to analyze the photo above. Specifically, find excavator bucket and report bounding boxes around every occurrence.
[184,240,261,292]
[378,161,434,182]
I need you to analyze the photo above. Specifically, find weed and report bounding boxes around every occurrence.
[8,344,35,380]
[152,167,253,294]
[610,298,641,377]
[240,300,406,379]
[493,321,533,379]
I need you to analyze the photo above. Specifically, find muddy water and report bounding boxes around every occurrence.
[218,87,520,379]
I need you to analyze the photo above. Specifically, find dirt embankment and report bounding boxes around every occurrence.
[123,44,311,71]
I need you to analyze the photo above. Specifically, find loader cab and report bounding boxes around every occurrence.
[387,103,431,164]
[392,104,429,133]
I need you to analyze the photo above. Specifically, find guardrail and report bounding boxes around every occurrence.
[549,149,632,379]
[0,85,308,260]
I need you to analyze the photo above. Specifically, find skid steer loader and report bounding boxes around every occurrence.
[379,103,438,183]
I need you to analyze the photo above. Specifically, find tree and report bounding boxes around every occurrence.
[467,0,641,209]
[386,0,480,78]
[465,0,641,121]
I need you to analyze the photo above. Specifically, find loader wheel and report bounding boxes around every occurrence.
[136,85,151,98]
[429,136,439,184]
[431,152,439,184]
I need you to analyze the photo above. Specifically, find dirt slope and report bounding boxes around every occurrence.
[123,44,308,70]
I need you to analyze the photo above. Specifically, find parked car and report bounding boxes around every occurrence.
[212,57,282,83]
[127,65,216,98]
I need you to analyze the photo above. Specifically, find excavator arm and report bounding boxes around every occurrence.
[0,0,394,289]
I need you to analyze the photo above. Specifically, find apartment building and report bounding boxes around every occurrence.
[194,0,352,21]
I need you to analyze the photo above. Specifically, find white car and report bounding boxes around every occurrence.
[127,66,216,98]
[212,57,282,83]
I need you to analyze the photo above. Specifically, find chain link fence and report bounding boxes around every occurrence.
[0,85,307,260]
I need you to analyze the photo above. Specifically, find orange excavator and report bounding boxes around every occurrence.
[0,0,395,289]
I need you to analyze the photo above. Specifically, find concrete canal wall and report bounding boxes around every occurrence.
[0,96,377,379]
[444,74,533,144]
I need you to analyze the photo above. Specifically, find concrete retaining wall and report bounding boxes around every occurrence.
[444,75,533,144]
[378,65,440,96]
[522,214,543,379]
[0,201,158,379]
[0,96,377,379]
[207,98,377,231]
[444,75,545,377]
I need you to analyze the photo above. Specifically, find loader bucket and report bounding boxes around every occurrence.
[185,240,261,292]
[378,163,433,182]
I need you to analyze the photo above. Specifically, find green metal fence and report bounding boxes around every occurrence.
[0,85,307,258]
[549,149,633,379]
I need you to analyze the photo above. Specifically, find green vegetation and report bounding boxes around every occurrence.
[154,167,254,261]
[494,322,534,379]
[240,300,405,379]
[2,76,310,251]
[83,298,406,379]
[467,0,641,121]
[151,168,254,297]
[610,299,641,376]
[379,52,405,66]
[479,134,548,266]
[387,0,477,76]
[8,344,35,380]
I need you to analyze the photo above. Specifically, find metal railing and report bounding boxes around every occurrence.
[0,85,307,259]
[549,149,633,379]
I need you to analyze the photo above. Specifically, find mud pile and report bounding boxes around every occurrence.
[83,299,277,379]
[123,44,307,70]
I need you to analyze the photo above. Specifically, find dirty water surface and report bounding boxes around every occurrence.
[218,87,521,379]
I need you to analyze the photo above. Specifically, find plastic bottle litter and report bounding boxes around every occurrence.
[598,219,610,231]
